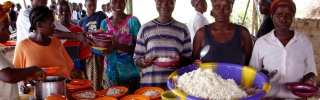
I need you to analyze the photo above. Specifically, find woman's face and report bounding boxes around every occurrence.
[258,0,270,15]
[0,17,11,44]
[39,15,55,36]
[110,0,126,15]
[85,0,97,17]
[156,0,175,18]
[211,0,232,22]
[196,0,208,13]
[56,3,72,24]
[272,6,294,30]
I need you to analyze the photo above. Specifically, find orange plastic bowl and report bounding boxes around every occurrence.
[42,67,60,75]
[45,94,67,100]
[67,79,93,90]
[135,87,164,100]
[72,90,100,100]
[95,96,117,100]
[100,86,128,99]
[120,95,150,100]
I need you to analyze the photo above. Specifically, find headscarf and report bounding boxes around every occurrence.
[270,0,296,17]
[0,1,11,22]
[211,0,235,4]
[192,0,202,7]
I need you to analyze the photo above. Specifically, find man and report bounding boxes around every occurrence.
[72,2,80,21]
[105,2,112,18]
[77,0,107,32]
[16,0,90,44]
[256,0,275,38]
[9,3,17,30]
[78,3,86,18]
[187,0,209,45]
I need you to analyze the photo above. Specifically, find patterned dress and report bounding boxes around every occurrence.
[100,15,141,93]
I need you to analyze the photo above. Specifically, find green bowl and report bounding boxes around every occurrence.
[161,90,176,100]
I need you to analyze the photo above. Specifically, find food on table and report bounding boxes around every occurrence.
[105,88,124,96]
[173,68,248,99]
[142,90,160,98]
[156,57,173,62]
[75,92,96,99]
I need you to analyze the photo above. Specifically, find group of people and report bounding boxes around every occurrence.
[0,0,317,99]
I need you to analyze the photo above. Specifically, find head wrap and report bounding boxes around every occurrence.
[270,0,296,17]
[193,0,202,7]
[0,1,11,22]
[211,0,235,4]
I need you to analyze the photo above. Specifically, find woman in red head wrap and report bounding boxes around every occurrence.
[250,0,317,99]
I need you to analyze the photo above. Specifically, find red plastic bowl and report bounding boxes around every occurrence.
[154,57,177,68]
[288,83,319,97]
[92,32,113,39]
[93,38,112,47]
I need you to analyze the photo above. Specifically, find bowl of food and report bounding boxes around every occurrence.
[120,95,150,100]
[100,86,128,99]
[167,62,270,100]
[135,87,164,100]
[287,83,319,97]
[154,57,177,68]
[72,90,100,100]
[161,90,176,100]
[91,32,113,47]
[42,67,60,75]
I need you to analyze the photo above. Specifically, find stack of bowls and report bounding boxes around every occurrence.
[91,32,113,54]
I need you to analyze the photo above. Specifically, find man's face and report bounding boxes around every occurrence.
[85,0,97,16]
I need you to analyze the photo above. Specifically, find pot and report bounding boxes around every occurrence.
[34,76,66,100]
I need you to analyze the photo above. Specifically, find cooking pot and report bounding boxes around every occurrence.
[34,76,66,100]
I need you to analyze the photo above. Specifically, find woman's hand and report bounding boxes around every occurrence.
[20,84,31,94]
[304,80,316,86]
[102,38,118,55]
[193,59,202,66]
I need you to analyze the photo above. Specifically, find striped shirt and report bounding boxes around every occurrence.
[133,19,192,89]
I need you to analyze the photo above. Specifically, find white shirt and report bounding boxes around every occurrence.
[16,9,68,43]
[249,30,317,99]
[0,52,19,100]
[187,10,209,44]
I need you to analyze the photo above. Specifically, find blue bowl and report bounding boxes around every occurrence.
[167,62,271,100]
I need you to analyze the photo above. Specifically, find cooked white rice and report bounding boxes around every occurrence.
[157,57,173,62]
[173,68,248,100]
[105,88,123,96]
[75,92,96,99]
[142,90,159,98]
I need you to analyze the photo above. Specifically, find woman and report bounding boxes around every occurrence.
[99,0,141,93]
[56,0,91,79]
[187,0,209,44]
[249,0,317,99]
[78,0,107,91]
[193,0,253,65]
[13,6,74,79]
[0,2,45,99]
[133,0,192,89]
[256,0,275,38]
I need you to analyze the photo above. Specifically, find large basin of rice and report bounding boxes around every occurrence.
[167,62,271,100]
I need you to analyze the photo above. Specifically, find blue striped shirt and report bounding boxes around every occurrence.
[133,19,192,89]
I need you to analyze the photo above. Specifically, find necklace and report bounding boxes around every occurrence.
[156,19,174,39]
